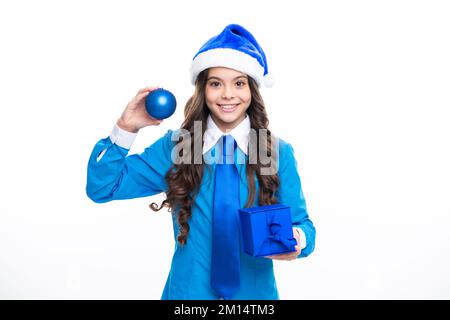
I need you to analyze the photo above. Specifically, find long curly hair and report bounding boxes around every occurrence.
[150,69,280,245]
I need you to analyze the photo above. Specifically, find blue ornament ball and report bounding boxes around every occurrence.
[145,88,177,120]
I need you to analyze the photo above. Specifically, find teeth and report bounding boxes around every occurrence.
[219,104,238,109]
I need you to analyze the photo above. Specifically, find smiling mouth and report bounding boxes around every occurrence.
[217,103,239,112]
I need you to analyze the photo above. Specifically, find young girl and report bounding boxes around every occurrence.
[86,24,315,300]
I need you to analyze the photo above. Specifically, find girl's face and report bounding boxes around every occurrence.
[205,67,252,132]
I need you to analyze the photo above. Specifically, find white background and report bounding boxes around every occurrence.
[1,0,449,299]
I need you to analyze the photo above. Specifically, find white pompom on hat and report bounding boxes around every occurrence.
[190,24,274,88]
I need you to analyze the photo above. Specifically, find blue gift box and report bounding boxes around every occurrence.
[239,204,297,257]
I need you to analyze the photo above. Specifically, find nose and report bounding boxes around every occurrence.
[221,84,234,99]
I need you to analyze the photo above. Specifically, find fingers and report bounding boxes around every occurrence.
[128,89,154,109]
[137,86,159,95]
[293,228,301,247]
[264,246,301,261]
[149,119,163,126]
[143,113,164,126]
[133,86,160,104]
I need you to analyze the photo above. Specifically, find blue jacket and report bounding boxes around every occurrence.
[86,129,315,299]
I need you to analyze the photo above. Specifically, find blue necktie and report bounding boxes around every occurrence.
[211,135,240,299]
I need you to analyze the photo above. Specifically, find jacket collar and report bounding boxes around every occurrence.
[203,114,251,155]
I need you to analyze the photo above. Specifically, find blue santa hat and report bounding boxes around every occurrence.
[190,24,274,88]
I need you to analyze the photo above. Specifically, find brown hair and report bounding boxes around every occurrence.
[150,69,280,245]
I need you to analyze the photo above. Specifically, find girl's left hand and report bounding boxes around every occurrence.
[264,228,302,261]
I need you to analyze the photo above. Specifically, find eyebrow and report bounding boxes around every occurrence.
[207,75,248,81]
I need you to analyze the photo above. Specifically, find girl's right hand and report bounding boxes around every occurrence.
[116,86,163,133]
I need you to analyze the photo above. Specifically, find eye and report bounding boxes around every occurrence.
[209,81,221,87]
[236,80,247,87]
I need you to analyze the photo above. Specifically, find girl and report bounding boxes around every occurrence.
[86,24,315,300]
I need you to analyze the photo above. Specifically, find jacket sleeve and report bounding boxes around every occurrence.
[276,141,316,258]
[86,128,175,203]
